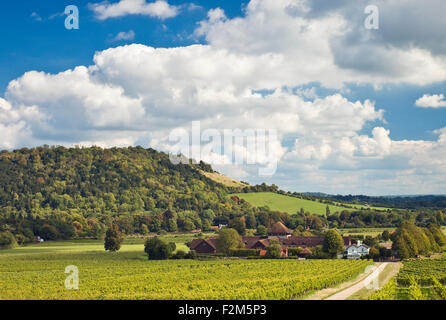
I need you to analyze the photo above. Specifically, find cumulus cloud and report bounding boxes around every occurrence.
[195,0,446,87]
[415,94,446,108]
[2,0,446,194]
[89,0,179,20]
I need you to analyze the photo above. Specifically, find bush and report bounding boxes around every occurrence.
[288,247,303,257]
[104,224,124,252]
[256,225,268,237]
[172,250,186,259]
[266,239,282,258]
[168,242,177,252]
[14,234,26,246]
[0,231,18,249]
[185,250,197,260]
[39,224,59,240]
[229,249,260,257]
[308,245,331,259]
[144,237,173,260]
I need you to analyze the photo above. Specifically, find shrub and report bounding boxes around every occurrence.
[0,231,18,249]
[144,237,173,260]
[172,250,186,259]
[266,239,282,258]
[288,247,303,257]
[229,249,260,257]
[104,224,124,252]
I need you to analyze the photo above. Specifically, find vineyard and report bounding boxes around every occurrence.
[0,240,372,300]
[369,254,446,300]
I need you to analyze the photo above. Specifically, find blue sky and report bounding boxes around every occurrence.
[1,0,446,195]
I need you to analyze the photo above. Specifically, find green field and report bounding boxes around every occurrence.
[232,192,389,215]
[0,240,373,300]
[339,228,395,237]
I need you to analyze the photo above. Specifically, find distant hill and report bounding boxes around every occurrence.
[232,192,390,216]
[308,193,446,209]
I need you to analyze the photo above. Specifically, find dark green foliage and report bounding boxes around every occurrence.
[266,239,282,258]
[0,146,269,240]
[168,242,176,252]
[322,229,344,256]
[216,228,243,254]
[144,236,173,260]
[229,217,246,236]
[0,231,17,249]
[287,247,303,257]
[229,249,260,257]
[381,230,391,241]
[104,224,124,252]
[391,222,445,259]
[256,225,268,236]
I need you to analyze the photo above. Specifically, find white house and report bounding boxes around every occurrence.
[346,240,370,259]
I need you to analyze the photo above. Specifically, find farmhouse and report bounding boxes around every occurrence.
[189,222,352,256]
[345,240,370,259]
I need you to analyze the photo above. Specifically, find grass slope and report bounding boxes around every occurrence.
[200,170,249,188]
[232,192,389,215]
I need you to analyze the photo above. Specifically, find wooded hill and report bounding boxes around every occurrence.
[0,146,445,244]
[0,146,280,242]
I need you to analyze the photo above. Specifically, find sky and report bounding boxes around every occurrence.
[1,0,446,195]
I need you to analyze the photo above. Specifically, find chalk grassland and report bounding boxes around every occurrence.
[232,192,390,216]
[0,240,372,300]
[200,171,249,188]
[369,254,446,300]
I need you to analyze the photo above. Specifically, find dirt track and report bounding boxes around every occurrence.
[324,262,389,300]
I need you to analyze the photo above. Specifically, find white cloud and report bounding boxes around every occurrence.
[195,0,446,87]
[89,0,179,20]
[112,30,136,41]
[415,94,446,108]
[2,0,446,194]
[30,12,42,21]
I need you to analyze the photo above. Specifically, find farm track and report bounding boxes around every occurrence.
[325,262,390,300]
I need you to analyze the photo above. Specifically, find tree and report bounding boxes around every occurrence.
[381,230,391,241]
[429,224,446,246]
[256,225,268,236]
[144,237,173,260]
[141,224,149,235]
[0,231,17,249]
[39,224,59,240]
[368,247,380,260]
[322,229,345,257]
[229,217,246,236]
[216,228,243,255]
[326,205,331,217]
[104,224,124,252]
[266,239,282,258]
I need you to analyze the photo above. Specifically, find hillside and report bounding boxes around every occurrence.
[232,192,390,215]
[200,170,249,188]
[0,146,257,241]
